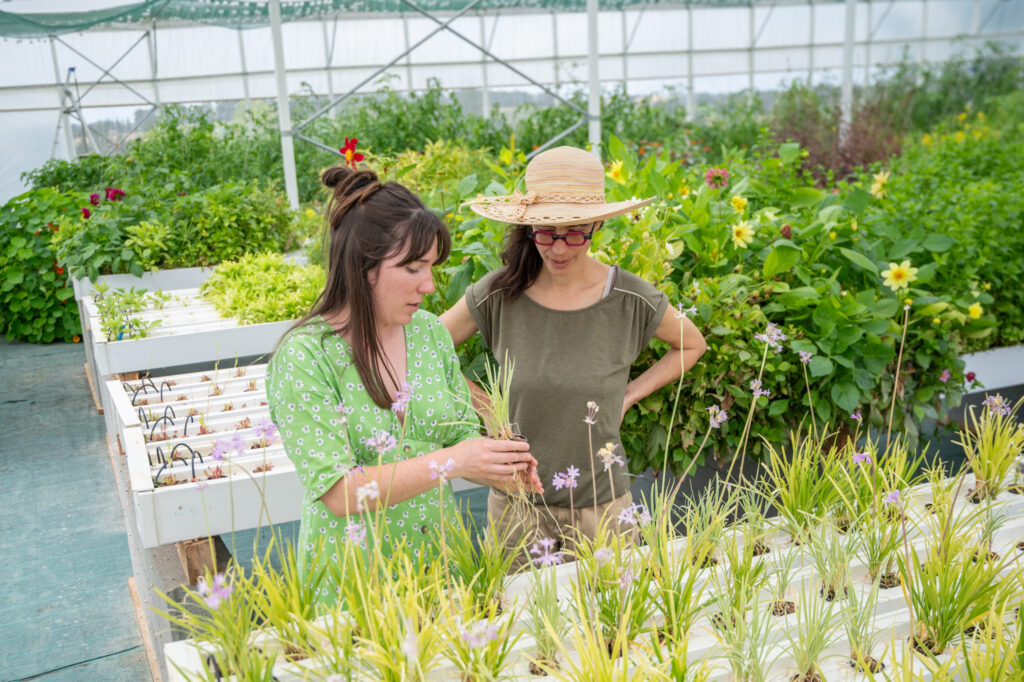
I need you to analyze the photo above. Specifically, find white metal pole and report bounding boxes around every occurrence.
[621,9,629,94]
[402,14,414,91]
[587,0,601,155]
[866,0,873,85]
[269,0,300,210]
[238,30,251,108]
[840,0,856,147]
[147,23,162,114]
[551,11,560,92]
[808,0,815,83]
[480,14,490,116]
[921,0,928,64]
[687,3,696,121]
[49,37,76,160]
[748,2,755,92]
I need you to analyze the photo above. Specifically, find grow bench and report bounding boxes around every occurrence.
[72,267,291,424]
[104,362,300,682]
[163,477,1024,681]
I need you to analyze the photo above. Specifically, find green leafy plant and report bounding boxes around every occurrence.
[198,252,325,324]
[523,565,569,675]
[0,188,80,342]
[787,579,841,681]
[958,394,1024,501]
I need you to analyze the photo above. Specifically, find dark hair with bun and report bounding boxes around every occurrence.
[287,165,450,409]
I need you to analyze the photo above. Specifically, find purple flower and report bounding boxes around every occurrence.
[707,405,728,429]
[883,490,901,506]
[552,467,579,491]
[428,457,456,483]
[391,381,414,414]
[89,193,100,206]
[619,567,637,588]
[594,547,614,565]
[462,621,499,649]
[336,402,353,423]
[983,394,1011,417]
[750,379,771,400]
[194,479,208,491]
[254,417,278,444]
[754,322,787,353]
[939,369,951,383]
[531,537,563,567]
[584,400,600,425]
[596,442,624,471]
[674,302,698,320]
[228,432,247,456]
[798,351,813,365]
[617,503,652,527]
[851,411,862,423]
[197,572,232,609]
[210,439,230,461]
[345,520,366,548]
[366,429,397,456]
[356,481,379,512]
[852,451,871,465]
[105,187,125,202]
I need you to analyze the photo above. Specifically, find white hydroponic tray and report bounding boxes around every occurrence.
[164,476,1024,681]
[106,363,302,548]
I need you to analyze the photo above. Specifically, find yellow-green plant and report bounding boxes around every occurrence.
[443,582,522,682]
[678,482,731,569]
[709,530,772,630]
[842,575,885,673]
[250,538,327,663]
[710,600,782,682]
[762,431,842,543]
[442,505,523,615]
[957,606,1024,681]
[786,580,841,681]
[805,520,858,601]
[523,565,569,675]
[638,487,708,644]
[957,394,1024,501]
[897,506,1019,655]
[476,351,518,441]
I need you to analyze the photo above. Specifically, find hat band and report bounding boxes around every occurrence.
[471,189,606,221]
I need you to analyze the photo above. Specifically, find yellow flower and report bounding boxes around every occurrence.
[870,170,890,199]
[731,220,754,249]
[881,260,919,291]
[983,282,991,291]
[851,220,858,231]
[731,195,748,213]
[904,298,913,306]
[305,208,315,218]
[829,231,837,240]
[932,317,941,325]
[922,133,933,146]
[679,184,690,197]
[968,302,983,319]
[958,111,968,123]
[607,160,626,185]
[955,130,966,144]
[977,111,986,122]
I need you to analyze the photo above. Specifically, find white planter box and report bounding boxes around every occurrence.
[961,343,1024,394]
[163,478,1024,681]
[106,364,302,549]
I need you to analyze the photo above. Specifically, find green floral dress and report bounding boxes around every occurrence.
[266,311,480,605]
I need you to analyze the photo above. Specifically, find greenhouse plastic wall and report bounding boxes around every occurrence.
[0,0,1022,201]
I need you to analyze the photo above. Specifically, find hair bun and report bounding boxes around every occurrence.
[322,165,380,193]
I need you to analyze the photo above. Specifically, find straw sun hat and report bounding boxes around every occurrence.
[465,146,655,226]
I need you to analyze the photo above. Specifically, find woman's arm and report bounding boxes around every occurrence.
[440,295,479,346]
[319,436,537,517]
[621,308,707,420]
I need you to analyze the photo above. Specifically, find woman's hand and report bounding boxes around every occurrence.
[447,437,543,493]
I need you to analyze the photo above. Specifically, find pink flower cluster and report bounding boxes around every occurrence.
[705,167,730,189]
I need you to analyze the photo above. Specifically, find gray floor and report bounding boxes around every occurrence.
[0,338,150,681]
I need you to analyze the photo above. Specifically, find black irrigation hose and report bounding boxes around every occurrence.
[159,380,173,402]
[149,415,174,441]
[154,445,166,465]
[170,442,203,478]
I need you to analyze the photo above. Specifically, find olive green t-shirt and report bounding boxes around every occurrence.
[465,268,668,507]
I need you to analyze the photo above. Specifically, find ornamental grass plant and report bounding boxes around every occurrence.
[957,394,1024,502]
[786,579,841,682]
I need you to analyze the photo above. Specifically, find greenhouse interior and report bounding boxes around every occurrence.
[2,0,1024,679]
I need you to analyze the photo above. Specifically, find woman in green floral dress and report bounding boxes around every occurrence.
[267,165,540,605]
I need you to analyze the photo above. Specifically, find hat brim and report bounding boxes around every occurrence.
[467,197,656,226]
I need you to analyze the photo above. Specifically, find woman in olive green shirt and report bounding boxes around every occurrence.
[442,146,706,564]
[268,165,540,604]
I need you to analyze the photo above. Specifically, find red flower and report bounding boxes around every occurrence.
[90,193,101,205]
[105,187,125,201]
[781,223,792,239]
[966,371,976,383]
[53,262,64,274]
[339,137,365,170]
[81,207,91,219]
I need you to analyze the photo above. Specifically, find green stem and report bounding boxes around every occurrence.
[727,342,770,483]
[886,305,911,444]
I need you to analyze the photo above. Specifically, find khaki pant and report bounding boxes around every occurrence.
[486,489,639,572]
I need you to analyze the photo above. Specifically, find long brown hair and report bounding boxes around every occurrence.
[285,166,450,409]
[488,225,541,301]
